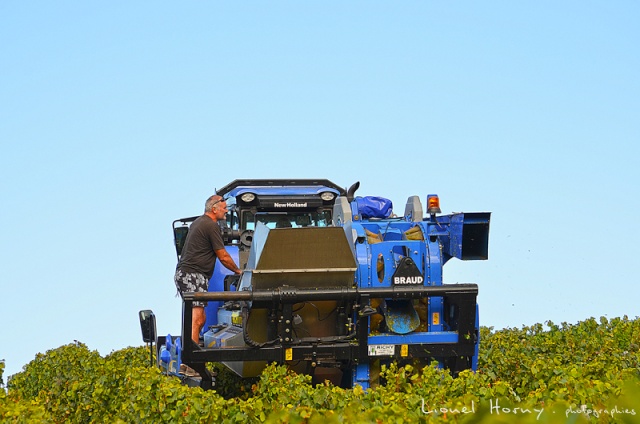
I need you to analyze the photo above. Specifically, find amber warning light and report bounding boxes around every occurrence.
[427,194,441,215]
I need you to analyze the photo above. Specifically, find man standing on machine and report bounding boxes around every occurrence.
[174,194,242,344]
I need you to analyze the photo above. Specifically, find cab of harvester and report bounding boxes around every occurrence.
[162,179,490,390]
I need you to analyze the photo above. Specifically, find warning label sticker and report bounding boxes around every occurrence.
[368,344,395,356]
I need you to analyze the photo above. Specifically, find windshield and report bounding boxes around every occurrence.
[241,211,333,230]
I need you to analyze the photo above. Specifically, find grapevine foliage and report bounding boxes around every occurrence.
[2,316,639,423]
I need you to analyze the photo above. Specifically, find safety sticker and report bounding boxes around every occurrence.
[368,344,395,356]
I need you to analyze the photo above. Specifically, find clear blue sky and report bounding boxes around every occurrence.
[2,2,639,380]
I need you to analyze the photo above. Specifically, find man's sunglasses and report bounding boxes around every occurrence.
[212,196,230,207]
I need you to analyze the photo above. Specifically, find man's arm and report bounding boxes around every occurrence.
[214,248,242,274]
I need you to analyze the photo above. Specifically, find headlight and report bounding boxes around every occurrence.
[240,192,256,203]
[320,191,335,201]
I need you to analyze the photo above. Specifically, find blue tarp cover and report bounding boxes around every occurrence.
[356,196,393,219]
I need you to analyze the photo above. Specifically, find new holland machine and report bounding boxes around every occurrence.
[140,179,490,390]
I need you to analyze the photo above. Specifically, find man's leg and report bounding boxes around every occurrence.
[174,270,209,344]
[192,306,206,344]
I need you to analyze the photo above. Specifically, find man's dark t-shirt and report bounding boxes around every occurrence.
[177,215,224,278]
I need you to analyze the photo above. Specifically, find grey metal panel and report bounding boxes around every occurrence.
[332,196,352,225]
[253,227,356,290]
[404,195,423,222]
[247,222,270,269]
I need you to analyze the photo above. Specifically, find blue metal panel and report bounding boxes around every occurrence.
[229,186,342,197]
[354,241,372,288]
[433,212,491,261]
[446,213,465,260]
[203,245,240,331]
[368,332,459,345]
[353,363,370,390]
[348,221,374,289]
[423,225,444,332]
[472,304,480,371]
[367,240,428,287]
[425,235,442,286]
[369,242,392,288]
[429,296,444,332]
